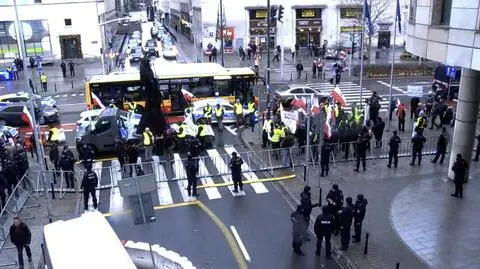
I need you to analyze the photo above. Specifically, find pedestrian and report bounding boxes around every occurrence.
[59,147,75,189]
[291,47,295,60]
[60,61,67,78]
[451,154,468,198]
[40,72,47,92]
[352,194,368,243]
[372,117,385,148]
[262,113,272,148]
[229,152,243,193]
[49,144,60,173]
[312,61,317,78]
[295,124,306,154]
[234,99,243,129]
[126,142,139,177]
[291,205,307,256]
[142,127,153,162]
[473,134,480,162]
[431,127,449,164]
[79,144,95,170]
[68,61,75,77]
[281,130,295,168]
[354,134,367,172]
[396,103,406,131]
[29,57,34,69]
[410,130,426,166]
[4,159,18,197]
[114,138,126,173]
[9,217,32,268]
[296,61,304,80]
[339,197,355,250]
[320,137,333,177]
[211,46,218,62]
[28,78,35,94]
[387,131,401,168]
[326,184,344,236]
[238,46,245,61]
[185,153,199,197]
[410,97,420,119]
[81,166,98,211]
[314,205,334,259]
[295,43,299,57]
[163,130,174,163]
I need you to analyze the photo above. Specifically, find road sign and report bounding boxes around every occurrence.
[446,66,456,78]
[267,84,271,91]
[407,85,423,97]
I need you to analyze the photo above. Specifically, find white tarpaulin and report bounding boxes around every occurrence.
[407,85,423,97]
[280,105,299,134]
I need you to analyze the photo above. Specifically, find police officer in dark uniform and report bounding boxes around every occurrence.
[114,138,126,173]
[79,144,95,170]
[387,131,401,168]
[185,153,199,197]
[339,197,355,250]
[314,206,334,258]
[352,194,368,242]
[410,131,427,166]
[354,134,368,172]
[4,159,17,197]
[229,152,243,193]
[451,154,468,198]
[81,166,98,211]
[320,137,333,177]
[326,184,344,236]
[300,186,319,240]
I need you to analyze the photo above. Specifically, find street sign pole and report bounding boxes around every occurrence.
[446,66,455,105]
[304,95,312,185]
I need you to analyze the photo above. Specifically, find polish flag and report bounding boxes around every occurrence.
[332,86,347,107]
[323,121,332,139]
[311,97,320,114]
[181,89,194,102]
[21,106,34,129]
[91,92,106,109]
[292,97,307,110]
[326,103,335,121]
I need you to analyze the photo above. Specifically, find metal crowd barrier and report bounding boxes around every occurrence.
[0,172,41,266]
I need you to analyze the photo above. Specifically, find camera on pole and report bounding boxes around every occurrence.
[270,5,278,22]
[277,5,284,23]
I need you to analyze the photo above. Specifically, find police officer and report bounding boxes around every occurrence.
[352,194,368,243]
[203,103,212,125]
[247,98,256,131]
[47,125,60,144]
[387,131,401,168]
[314,206,334,258]
[451,154,468,198]
[291,205,307,256]
[215,104,224,131]
[262,114,273,148]
[49,144,60,174]
[196,122,207,149]
[339,197,355,250]
[326,184,344,236]
[354,134,367,172]
[410,130,427,166]
[59,150,75,189]
[81,166,98,211]
[270,123,283,159]
[4,159,17,197]
[229,152,243,193]
[40,72,48,92]
[177,121,188,152]
[320,137,333,177]
[415,112,428,133]
[185,153,199,197]
[299,186,319,239]
[79,144,95,170]
[431,127,449,164]
[114,138,126,173]
[234,99,243,129]
[143,127,154,161]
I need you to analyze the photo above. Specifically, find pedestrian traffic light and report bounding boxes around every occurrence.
[270,5,278,23]
[278,5,284,23]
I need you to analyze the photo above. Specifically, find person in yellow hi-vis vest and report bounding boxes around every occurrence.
[47,125,59,144]
[234,99,243,129]
[204,103,212,125]
[247,97,256,132]
[271,123,283,159]
[196,123,207,148]
[215,104,224,132]
[143,127,154,161]
[128,101,137,113]
[177,122,188,152]
[40,72,48,92]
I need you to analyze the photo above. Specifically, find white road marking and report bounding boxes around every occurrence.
[153,156,173,205]
[62,94,68,97]
[71,93,76,97]
[173,153,195,202]
[224,125,237,136]
[198,159,222,200]
[110,160,124,213]
[207,149,244,196]
[376,81,408,94]
[56,102,87,107]
[79,93,85,96]
[54,95,60,98]
[224,146,268,194]
[230,226,251,262]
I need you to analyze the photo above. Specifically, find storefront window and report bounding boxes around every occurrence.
[295,9,322,48]
[0,20,52,59]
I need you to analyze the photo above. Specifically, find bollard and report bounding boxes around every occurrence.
[363,232,369,254]
[51,181,55,200]
[318,188,322,206]
[303,165,307,181]
[71,80,74,89]
[54,83,57,92]
[396,262,400,269]
[290,73,293,81]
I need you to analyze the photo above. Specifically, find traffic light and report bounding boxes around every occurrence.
[270,5,278,22]
[278,5,284,23]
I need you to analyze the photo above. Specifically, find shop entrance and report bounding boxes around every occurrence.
[60,35,83,59]
[296,31,320,48]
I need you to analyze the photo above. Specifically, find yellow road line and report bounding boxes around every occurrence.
[75,157,117,164]
[197,202,249,269]
[103,201,199,217]
[197,174,295,189]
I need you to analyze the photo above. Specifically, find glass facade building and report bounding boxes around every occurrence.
[0,20,52,59]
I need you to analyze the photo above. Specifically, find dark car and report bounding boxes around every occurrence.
[0,102,58,126]
[129,46,144,64]
[144,39,159,57]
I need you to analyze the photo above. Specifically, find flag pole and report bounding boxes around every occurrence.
[358,3,366,110]
[386,16,398,132]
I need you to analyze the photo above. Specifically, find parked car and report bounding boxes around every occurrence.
[191,99,259,124]
[162,44,177,59]
[276,84,326,98]
[0,102,58,126]
[0,92,57,108]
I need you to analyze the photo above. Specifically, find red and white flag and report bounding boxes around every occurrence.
[311,97,321,114]
[332,86,347,107]
[326,103,335,121]
[292,97,307,111]
[324,121,332,139]
[21,106,34,128]
[181,89,194,102]
[91,92,106,109]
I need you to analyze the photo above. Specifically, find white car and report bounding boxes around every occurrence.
[127,38,141,48]
[276,84,324,98]
[191,99,259,124]
[132,31,141,40]
[162,44,177,59]
[0,92,57,108]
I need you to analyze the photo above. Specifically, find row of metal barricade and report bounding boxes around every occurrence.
[29,135,442,195]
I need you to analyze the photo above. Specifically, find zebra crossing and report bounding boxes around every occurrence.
[92,145,278,214]
[306,81,390,112]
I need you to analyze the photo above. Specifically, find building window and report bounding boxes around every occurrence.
[432,0,452,25]
[34,0,42,3]
[64,19,72,26]
[409,0,417,23]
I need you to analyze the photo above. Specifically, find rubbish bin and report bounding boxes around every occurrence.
[375,51,381,59]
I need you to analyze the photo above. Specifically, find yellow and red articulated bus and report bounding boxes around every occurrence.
[85,62,258,118]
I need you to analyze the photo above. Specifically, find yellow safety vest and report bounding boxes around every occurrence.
[177,124,187,138]
[324,104,330,113]
[271,128,282,143]
[143,131,153,145]
[416,117,426,129]
[196,124,207,137]
[234,103,243,115]
[216,107,224,117]
[263,120,272,132]
[335,106,339,117]
[40,75,47,83]
[281,126,288,138]
[204,106,212,118]
[248,102,255,113]
[109,103,116,108]
[50,128,59,142]
[128,102,137,112]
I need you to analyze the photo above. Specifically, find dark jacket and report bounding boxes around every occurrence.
[114,141,125,158]
[388,135,401,153]
[126,145,138,163]
[436,133,448,151]
[291,210,308,243]
[354,199,368,222]
[300,190,315,218]
[411,134,427,151]
[356,137,368,155]
[320,142,333,164]
[81,171,98,190]
[452,159,468,183]
[229,156,243,181]
[49,146,59,162]
[185,158,198,180]
[326,189,344,208]
[314,213,334,235]
[3,162,17,184]
[339,203,355,228]
[10,222,31,246]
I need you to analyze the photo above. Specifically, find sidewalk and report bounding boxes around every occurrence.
[240,119,480,269]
